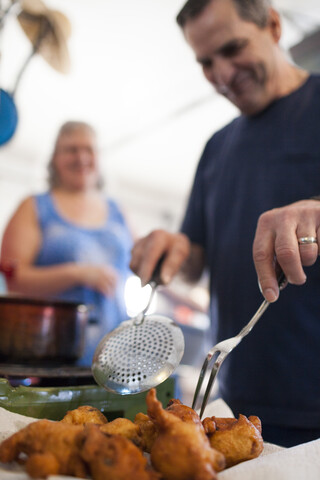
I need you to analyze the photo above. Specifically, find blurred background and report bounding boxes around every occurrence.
[0,0,320,400]
[1,0,319,236]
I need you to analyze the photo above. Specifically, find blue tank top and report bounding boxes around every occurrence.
[33,192,133,365]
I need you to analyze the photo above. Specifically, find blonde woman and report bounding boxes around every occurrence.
[1,121,133,365]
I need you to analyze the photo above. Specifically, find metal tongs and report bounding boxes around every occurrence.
[192,271,287,418]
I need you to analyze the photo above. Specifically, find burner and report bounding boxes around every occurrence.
[0,370,175,422]
[0,363,95,387]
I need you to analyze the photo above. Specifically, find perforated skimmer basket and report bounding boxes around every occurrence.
[92,314,185,395]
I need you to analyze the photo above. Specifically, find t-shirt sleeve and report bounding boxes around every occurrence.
[180,146,209,249]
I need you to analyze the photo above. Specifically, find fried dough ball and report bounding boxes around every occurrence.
[100,418,142,447]
[202,414,264,468]
[61,405,108,425]
[135,397,203,453]
[61,406,141,446]
[0,419,87,478]
[246,415,262,434]
[134,412,158,453]
[166,398,203,428]
[80,424,160,480]
[146,388,225,480]
[26,453,60,478]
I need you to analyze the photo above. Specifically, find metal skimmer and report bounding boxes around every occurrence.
[92,263,185,395]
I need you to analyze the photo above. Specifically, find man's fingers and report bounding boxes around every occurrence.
[130,240,146,277]
[253,230,279,302]
[138,231,174,285]
[296,230,319,266]
[159,234,190,284]
[273,237,306,285]
[130,231,171,286]
[275,221,318,280]
[130,231,190,286]
[253,200,320,301]
[298,243,318,266]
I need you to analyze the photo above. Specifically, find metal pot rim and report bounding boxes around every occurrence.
[0,294,87,310]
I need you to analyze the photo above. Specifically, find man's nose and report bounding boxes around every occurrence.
[208,57,235,92]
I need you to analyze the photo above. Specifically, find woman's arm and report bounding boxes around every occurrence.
[1,197,117,297]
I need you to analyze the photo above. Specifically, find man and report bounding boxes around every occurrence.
[130,0,320,446]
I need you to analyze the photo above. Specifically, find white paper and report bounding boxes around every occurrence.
[218,439,320,480]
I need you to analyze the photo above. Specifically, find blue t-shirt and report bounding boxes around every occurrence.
[34,192,133,365]
[181,74,320,428]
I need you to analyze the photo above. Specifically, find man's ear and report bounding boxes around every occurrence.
[268,8,282,43]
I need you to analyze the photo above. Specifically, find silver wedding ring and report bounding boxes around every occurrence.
[298,236,318,245]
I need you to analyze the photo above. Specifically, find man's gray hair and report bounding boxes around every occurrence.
[176,0,272,29]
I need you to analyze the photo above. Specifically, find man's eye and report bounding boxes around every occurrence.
[223,46,240,56]
[200,59,212,69]
[221,41,247,57]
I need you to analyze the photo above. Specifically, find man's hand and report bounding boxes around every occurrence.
[130,229,191,286]
[253,199,320,302]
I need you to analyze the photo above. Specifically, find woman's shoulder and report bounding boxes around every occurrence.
[32,191,54,210]
[16,195,37,213]
[7,195,38,226]
[32,191,50,202]
[106,197,123,216]
[106,197,131,228]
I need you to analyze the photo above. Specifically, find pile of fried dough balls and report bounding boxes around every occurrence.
[0,388,263,479]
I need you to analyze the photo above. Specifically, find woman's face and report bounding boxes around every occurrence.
[52,128,101,191]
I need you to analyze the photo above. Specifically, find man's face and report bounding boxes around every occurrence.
[183,0,281,115]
